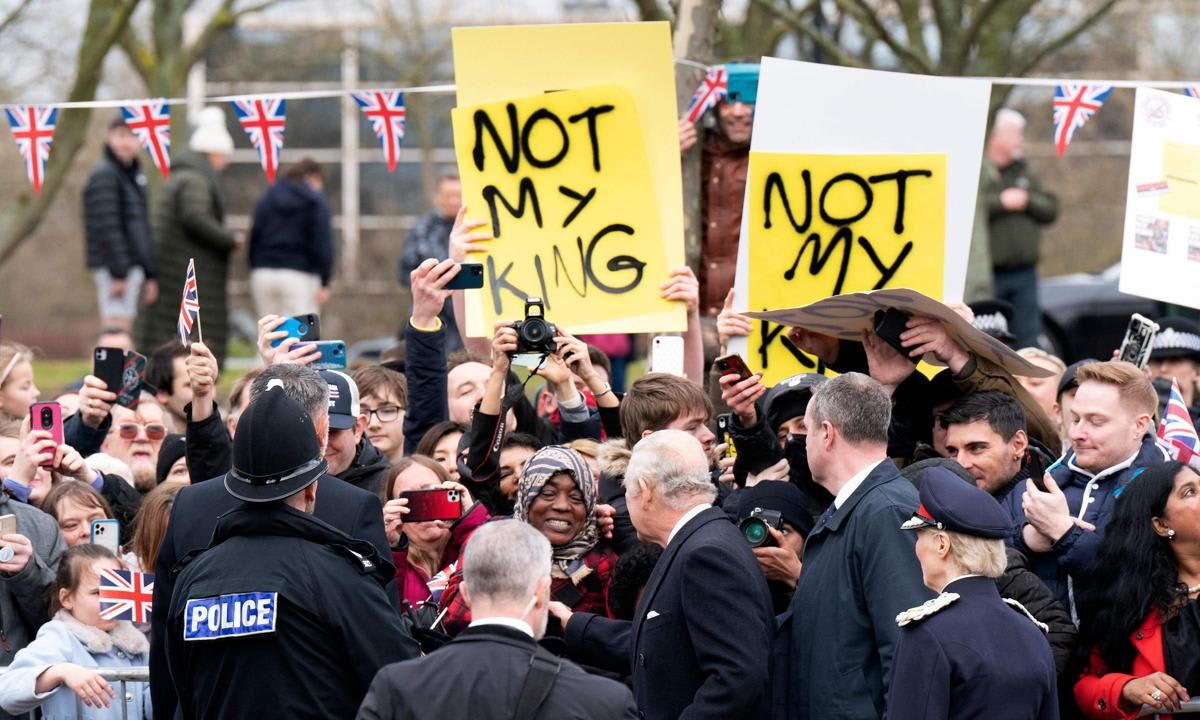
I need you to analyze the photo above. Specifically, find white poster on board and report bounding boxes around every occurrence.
[729,58,991,380]
[1120,87,1200,310]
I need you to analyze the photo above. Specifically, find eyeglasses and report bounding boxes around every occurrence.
[362,405,403,423]
[117,423,167,441]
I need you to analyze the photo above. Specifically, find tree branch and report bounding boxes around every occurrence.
[894,0,930,64]
[633,0,670,22]
[0,0,35,37]
[1012,0,1119,77]
[118,27,154,86]
[837,0,934,74]
[955,0,1010,71]
[181,0,283,80]
[750,0,863,68]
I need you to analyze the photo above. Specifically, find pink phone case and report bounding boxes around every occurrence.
[29,402,63,468]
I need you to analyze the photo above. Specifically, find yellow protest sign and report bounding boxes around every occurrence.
[745,153,947,385]
[452,22,685,335]
[1159,140,1200,220]
[451,85,675,334]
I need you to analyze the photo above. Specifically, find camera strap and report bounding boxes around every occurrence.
[499,353,551,415]
[514,651,561,720]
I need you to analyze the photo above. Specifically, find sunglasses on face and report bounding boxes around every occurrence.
[117,423,167,441]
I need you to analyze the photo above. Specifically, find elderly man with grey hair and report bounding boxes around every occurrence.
[150,363,397,719]
[358,520,637,719]
[785,373,932,720]
[550,429,773,720]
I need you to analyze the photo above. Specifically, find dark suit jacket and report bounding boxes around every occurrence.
[564,506,773,720]
[150,473,395,720]
[788,459,933,720]
[357,624,637,720]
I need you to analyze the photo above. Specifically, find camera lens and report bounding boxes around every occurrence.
[522,318,549,344]
[741,518,768,547]
[41,408,51,425]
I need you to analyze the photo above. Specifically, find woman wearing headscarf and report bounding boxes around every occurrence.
[438,446,617,636]
[1075,461,1200,718]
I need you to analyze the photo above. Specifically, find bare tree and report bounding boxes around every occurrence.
[0,0,141,266]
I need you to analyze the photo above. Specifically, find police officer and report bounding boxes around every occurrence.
[886,467,1058,720]
[166,386,419,719]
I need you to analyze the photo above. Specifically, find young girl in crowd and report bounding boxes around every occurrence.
[43,483,114,548]
[0,544,150,719]
[129,480,186,574]
[0,342,39,420]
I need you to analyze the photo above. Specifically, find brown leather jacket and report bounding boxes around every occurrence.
[699,130,749,317]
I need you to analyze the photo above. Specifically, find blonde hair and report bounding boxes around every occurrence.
[0,342,33,388]
[947,531,1007,578]
[1017,347,1066,376]
[566,439,600,460]
[1075,361,1158,416]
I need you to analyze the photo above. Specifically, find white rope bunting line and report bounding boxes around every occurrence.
[4,60,1199,111]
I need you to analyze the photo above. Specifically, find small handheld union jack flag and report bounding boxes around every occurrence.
[121,101,171,179]
[178,258,202,346]
[99,569,154,623]
[1052,84,1112,157]
[684,66,727,124]
[232,97,286,183]
[1158,378,1200,473]
[5,105,58,194]
[353,91,406,173]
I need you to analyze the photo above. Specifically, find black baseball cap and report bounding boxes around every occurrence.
[225,386,327,503]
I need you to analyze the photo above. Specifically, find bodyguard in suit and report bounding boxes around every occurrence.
[150,363,395,720]
[552,429,773,720]
[358,520,637,720]
[788,373,933,720]
[887,466,1058,720]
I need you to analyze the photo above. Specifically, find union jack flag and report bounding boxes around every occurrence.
[353,91,406,173]
[684,66,727,124]
[1052,84,1112,157]
[5,105,57,194]
[1185,87,1200,100]
[232,97,286,183]
[178,258,200,345]
[99,569,154,623]
[121,101,171,179]
[1158,377,1199,452]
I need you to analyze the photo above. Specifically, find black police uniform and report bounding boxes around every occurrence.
[887,468,1058,720]
[165,387,420,720]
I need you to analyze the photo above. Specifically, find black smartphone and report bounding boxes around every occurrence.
[116,351,148,409]
[444,263,484,290]
[873,308,913,357]
[93,347,124,392]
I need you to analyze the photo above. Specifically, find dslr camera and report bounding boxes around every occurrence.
[512,297,558,355]
[739,507,783,548]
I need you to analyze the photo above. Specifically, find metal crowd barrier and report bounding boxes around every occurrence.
[0,665,148,720]
[1139,700,1200,717]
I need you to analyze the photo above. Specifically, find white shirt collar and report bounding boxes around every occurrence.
[833,459,886,509]
[667,503,712,547]
[943,573,981,590]
[468,617,534,638]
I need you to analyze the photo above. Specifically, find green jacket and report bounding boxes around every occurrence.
[139,153,236,364]
[984,158,1058,271]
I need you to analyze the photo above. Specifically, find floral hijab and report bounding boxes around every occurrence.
[513,446,599,582]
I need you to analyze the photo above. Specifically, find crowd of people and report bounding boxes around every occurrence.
[0,66,1192,720]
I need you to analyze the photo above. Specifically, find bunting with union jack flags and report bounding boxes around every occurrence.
[121,101,171,179]
[1157,377,1200,473]
[5,105,57,194]
[1185,87,1200,100]
[178,258,201,346]
[232,97,286,183]
[99,569,154,623]
[684,66,727,124]
[1052,84,1112,157]
[353,91,406,173]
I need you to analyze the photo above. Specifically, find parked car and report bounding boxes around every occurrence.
[1039,263,1164,363]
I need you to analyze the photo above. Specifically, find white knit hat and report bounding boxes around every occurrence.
[189,106,234,155]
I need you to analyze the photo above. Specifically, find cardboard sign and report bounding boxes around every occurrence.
[452,22,685,335]
[730,58,990,384]
[744,288,1054,378]
[1120,88,1200,309]
[451,85,675,334]
[745,153,947,383]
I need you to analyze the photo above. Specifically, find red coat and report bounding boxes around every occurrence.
[391,502,489,607]
[1075,611,1167,719]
